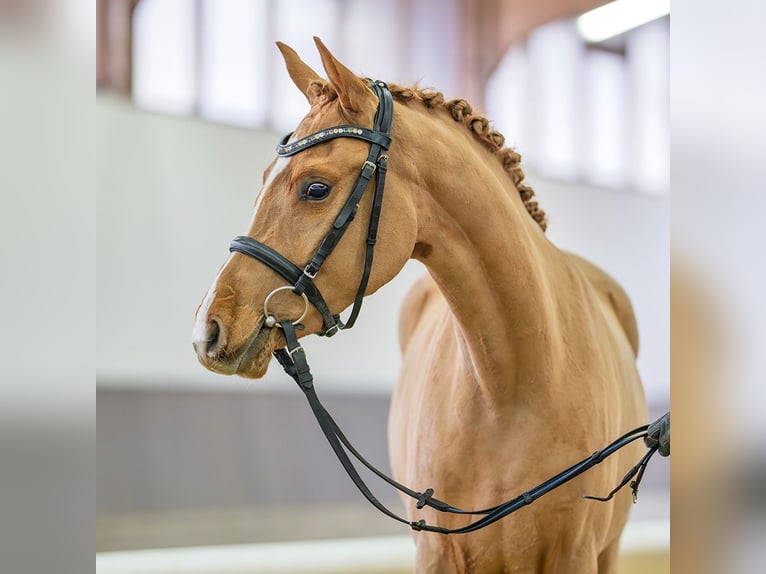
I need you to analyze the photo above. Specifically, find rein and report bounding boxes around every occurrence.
[274,319,664,534]
[228,79,667,534]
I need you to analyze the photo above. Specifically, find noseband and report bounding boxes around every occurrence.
[229,80,394,337]
[224,79,665,534]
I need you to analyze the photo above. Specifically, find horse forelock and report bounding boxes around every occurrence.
[306,79,337,103]
[298,79,547,232]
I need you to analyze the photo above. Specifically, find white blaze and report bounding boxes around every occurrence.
[253,156,290,220]
[192,266,224,344]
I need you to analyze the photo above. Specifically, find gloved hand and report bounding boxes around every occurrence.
[644,412,670,456]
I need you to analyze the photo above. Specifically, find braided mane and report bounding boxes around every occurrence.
[307,81,547,232]
[388,84,546,232]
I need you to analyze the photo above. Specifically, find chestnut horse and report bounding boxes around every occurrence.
[193,38,646,573]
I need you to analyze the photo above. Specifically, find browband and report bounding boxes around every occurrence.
[277,126,391,157]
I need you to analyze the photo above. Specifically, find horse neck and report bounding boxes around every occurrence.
[399,107,568,403]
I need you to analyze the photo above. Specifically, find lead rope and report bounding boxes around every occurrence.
[273,319,665,534]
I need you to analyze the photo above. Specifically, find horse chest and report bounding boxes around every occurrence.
[390,311,520,503]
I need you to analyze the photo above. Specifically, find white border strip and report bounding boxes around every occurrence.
[97,536,415,574]
[620,518,670,554]
[97,519,668,574]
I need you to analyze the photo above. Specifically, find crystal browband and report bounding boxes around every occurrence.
[277,125,392,157]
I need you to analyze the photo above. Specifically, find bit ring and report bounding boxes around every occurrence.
[263,286,309,328]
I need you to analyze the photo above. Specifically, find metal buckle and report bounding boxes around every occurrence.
[362,160,377,177]
[288,345,304,357]
[303,265,318,280]
[323,323,340,337]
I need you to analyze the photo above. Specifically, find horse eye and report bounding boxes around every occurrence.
[302,182,331,201]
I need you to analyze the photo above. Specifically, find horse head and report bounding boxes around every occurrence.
[193,38,418,378]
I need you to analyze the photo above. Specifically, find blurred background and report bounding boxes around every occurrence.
[12,1,766,574]
[96,0,669,571]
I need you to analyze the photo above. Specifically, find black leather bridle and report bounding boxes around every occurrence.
[230,80,394,337]
[225,79,666,534]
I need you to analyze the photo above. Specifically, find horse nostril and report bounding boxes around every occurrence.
[193,310,229,360]
[207,319,220,345]
[204,316,226,357]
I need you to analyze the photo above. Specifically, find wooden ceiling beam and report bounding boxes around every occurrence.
[456,0,610,108]
[97,0,142,94]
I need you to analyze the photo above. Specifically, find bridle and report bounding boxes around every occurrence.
[226,79,666,534]
[229,79,394,337]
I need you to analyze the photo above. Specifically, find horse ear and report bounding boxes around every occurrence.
[313,36,370,114]
[276,41,323,104]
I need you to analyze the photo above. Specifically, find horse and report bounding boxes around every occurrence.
[192,37,647,573]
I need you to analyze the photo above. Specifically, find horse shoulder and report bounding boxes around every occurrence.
[565,252,640,356]
[398,274,440,353]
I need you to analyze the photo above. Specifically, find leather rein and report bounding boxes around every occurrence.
[229,80,666,534]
